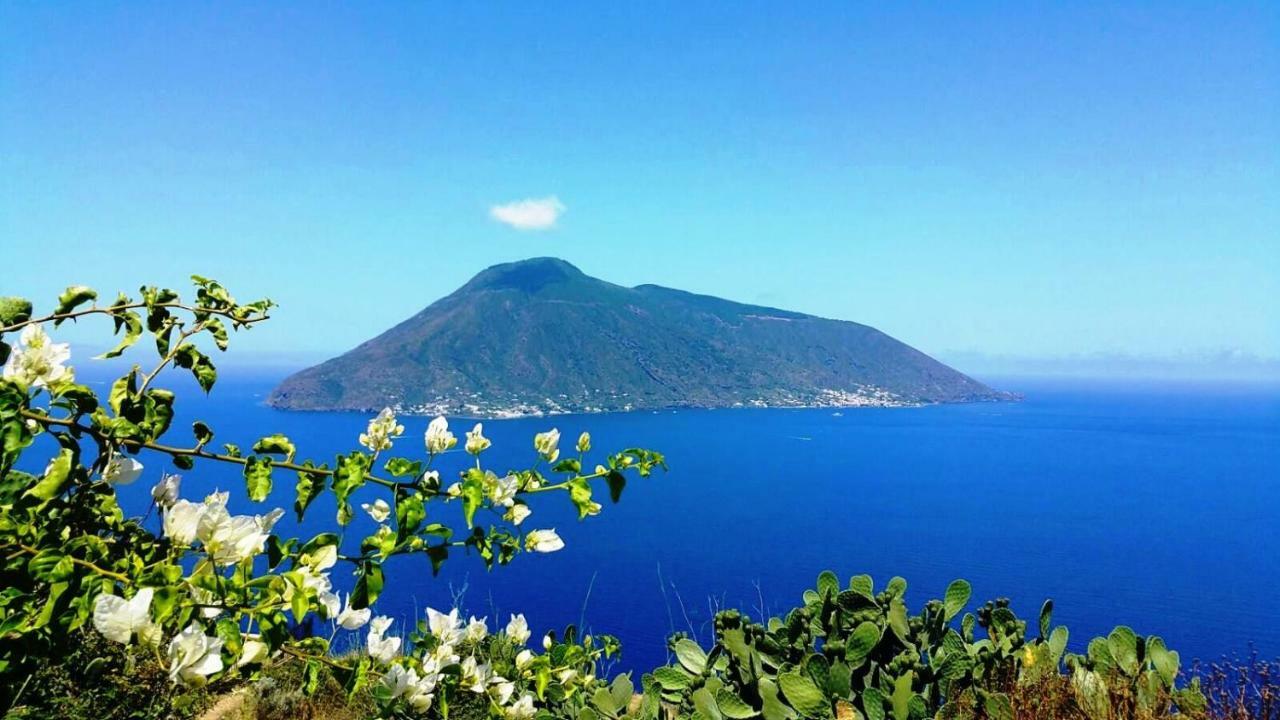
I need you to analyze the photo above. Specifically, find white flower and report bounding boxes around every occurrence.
[507,693,537,720]
[465,423,490,455]
[360,408,404,452]
[305,543,339,572]
[237,638,269,668]
[487,472,518,508]
[464,615,488,643]
[151,473,181,506]
[382,663,416,699]
[556,667,578,684]
[319,591,341,618]
[576,432,591,454]
[138,621,164,649]
[446,482,462,497]
[533,429,560,463]
[167,622,224,686]
[515,649,535,670]
[460,655,492,693]
[2,323,73,389]
[198,503,285,566]
[102,454,144,485]
[92,588,154,645]
[490,677,515,705]
[525,529,564,553]
[428,641,460,666]
[361,498,391,523]
[425,416,457,455]
[504,503,531,526]
[163,498,207,546]
[335,594,371,630]
[505,614,531,645]
[406,672,437,713]
[426,607,463,645]
[367,616,402,663]
[542,633,553,650]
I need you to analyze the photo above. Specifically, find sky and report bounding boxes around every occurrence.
[2,2,1277,372]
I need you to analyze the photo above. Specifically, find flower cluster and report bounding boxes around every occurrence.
[360,407,405,452]
[1,323,73,389]
[371,608,592,720]
[0,278,664,713]
[162,489,284,566]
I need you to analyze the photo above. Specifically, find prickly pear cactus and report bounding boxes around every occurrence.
[624,572,1205,720]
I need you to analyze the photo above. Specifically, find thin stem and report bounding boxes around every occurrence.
[2,542,130,583]
[136,322,203,396]
[21,410,405,489]
[0,301,268,334]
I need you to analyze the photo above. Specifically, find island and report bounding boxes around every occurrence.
[268,258,1014,416]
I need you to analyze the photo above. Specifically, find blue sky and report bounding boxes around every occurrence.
[2,2,1277,368]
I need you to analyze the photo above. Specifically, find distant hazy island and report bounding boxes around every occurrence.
[268,258,1014,417]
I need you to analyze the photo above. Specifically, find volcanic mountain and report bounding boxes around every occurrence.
[268,258,1011,415]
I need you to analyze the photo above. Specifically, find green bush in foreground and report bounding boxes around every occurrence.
[626,572,1206,720]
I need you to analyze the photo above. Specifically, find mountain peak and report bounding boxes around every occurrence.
[271,261,1011,415]
[462,257,586,294]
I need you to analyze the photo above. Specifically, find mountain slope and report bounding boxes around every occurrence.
[268,258,1011,415]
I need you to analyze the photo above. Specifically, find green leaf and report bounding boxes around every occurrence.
[604,469,627,503]
[568,477,595,520]
[1048,626,1069,662]
[395,491,426,541]
[1147,636,1179,685]
[25,448,73,501]
[760,678,796,720]
[351,562,384,608]
[861,688,886,720]
[693,688,723,720]
[192,421,214,446]
[778,670,829,718]
[252,434,296,461]
[817,570,839,598]
[844,621,881,669]
[652,666,693,690]
[0,297,33,326]
[887,599,911,644]
[205,317,229,350]
[172,344,217,392]
[943,579,971,621]
[96,311,142,359]
[28,550,74,583]
[1038,599,1053,639]
[716,689,756,719]
[332,452,370,525]
[294,463,326,520]
[675,638,708,674]
[979,691,1012,720]
[1107,626,1140,676]
[383,457,421,478]
[243,455,273,502]
[53,286,97,322]
[891,672,914,720]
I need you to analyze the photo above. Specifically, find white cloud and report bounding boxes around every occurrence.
[489,196,566,231]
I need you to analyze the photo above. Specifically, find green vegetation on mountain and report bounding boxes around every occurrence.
[269,258,1011,415]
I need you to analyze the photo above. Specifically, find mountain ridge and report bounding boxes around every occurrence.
[268,258,1014,416]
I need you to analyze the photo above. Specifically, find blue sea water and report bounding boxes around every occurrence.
[48,371,1280,676]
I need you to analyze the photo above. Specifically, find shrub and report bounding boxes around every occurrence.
[625,572,1207,720]
[3,628,214,719]
[0,278,664,719]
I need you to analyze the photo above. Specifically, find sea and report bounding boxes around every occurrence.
[35,370,1280,676]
